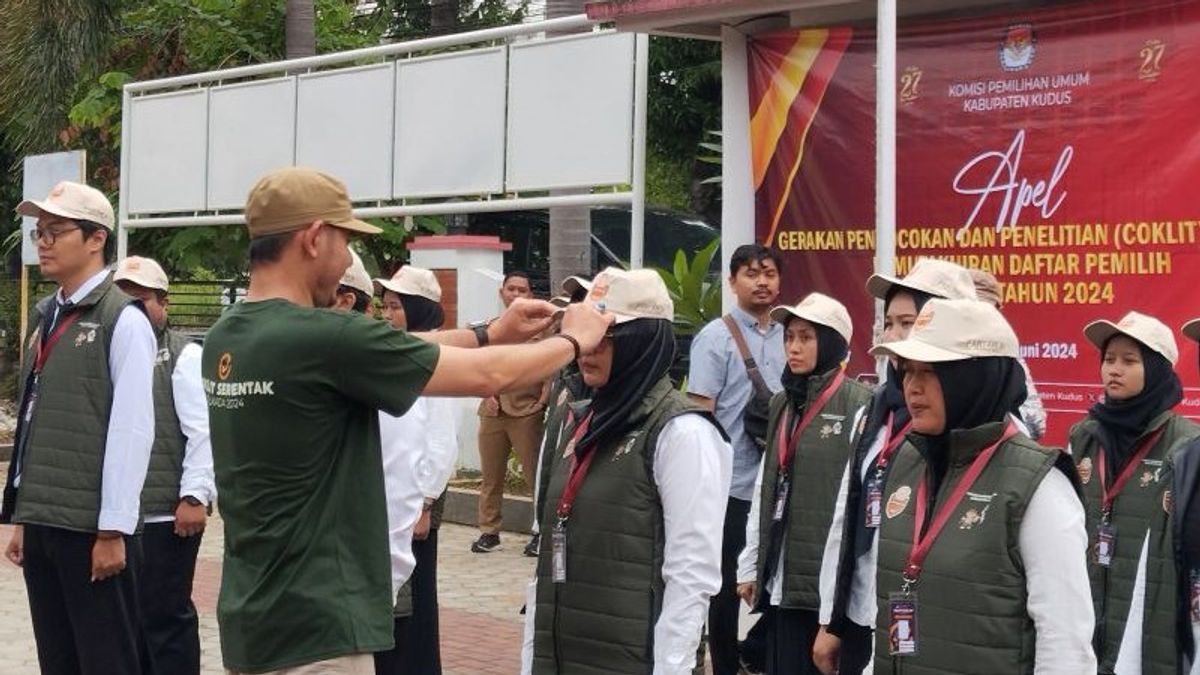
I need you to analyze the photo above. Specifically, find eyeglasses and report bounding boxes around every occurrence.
[30,226,80,246]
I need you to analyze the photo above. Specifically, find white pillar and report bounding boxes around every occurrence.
[720,26,755,313]
[630,33,650,269]
[875,0,898,378]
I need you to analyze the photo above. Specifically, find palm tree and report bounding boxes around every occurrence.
[286,0,317,58]
[545,0,591,290]
[0,0,121,154]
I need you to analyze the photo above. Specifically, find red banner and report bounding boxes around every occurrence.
[750,0,1200,445]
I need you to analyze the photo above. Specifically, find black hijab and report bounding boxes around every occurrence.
[577,318,676,454]
[399,294,444,332]
[1088,339,1181,471]
[780,320,848,409]
[914,357,1027,482]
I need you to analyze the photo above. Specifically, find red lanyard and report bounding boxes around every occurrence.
[33,311,80,374]
[555,411,596,522]
[1097,427,1166,519]
[903,422,1018,588]
[875,412,913,472]
[776,371,846,469]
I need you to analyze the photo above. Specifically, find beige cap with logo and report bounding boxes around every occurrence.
[114,256,170,293]
[770,292,853,344]
[1182,318,1200,344]
[339,250,373,297]
[244,167,381,239]
[870,298,1019,362]
[586,267,673,323]
[866,258,978,302]
[1084,311,1178,365]
[375,265,441,302]
[970,269,1003,308]
[17,181,115,230]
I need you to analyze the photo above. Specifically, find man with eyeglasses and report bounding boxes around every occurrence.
[2,181,157,673]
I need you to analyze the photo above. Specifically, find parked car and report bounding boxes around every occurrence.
[466,205,720,297]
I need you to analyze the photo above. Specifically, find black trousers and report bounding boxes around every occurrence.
[765,607,820,675]
[140,521,202,675]
[708,496,752,675]
[23,524,148,675]
[375,529,441,675]
[835,621,874,675]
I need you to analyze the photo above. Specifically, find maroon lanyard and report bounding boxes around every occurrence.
[876,412,914,472]
[1097,427,1166,520]
[555,411,596,523]
[776,371,846,470]
[903,423,1019,589]
[33,311,80,374]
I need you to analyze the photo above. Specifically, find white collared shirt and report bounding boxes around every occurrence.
[379,395,459,597]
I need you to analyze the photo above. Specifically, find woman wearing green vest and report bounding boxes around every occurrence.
[1175,317,1200,675]
[870,298,1096,674]
[735,292,872,675]
[814,258,979,675]
[1070,311,1200,674]
[522,267,732,675]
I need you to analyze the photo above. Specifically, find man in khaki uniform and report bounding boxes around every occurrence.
[474,271,546,554]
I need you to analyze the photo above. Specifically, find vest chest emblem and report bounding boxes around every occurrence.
[1139,460,1163,488]
[613,433,639,461]
[1077,457,1093,485]
[156,347,171,366]
[819,414,846,439]
[1163,489,1173,514]
[959,491,995,530]
[886,485,912,519]
[73,328,97,347]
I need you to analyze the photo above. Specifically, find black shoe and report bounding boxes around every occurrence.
[523,534,540,557]
[471,533,502,553]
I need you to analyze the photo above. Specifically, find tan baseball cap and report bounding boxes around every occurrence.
[1084,311,1178,365]
[870,298,1019,362]
[866,258,978,302]
[113,256,170,293]
[339,249,373,297]
[586,267,673,324]
[375,265,441,302]
[770,292,853,344]
[244,167,381,240]
[17,181,115,230]
[562,275,593,297]
[1182,318,1200,344]
[970,269,1003,308]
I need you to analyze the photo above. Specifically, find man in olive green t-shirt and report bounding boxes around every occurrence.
[203,167,610,674]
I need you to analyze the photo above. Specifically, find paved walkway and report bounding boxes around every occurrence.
[0,517,537,674]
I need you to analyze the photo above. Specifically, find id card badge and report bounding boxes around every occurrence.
[772,476,790,522]
[1189,569,1200,624]
[1095,523,1116,567]
[888,593,919,656]
[551,526,567,584]
[864,476,883,529]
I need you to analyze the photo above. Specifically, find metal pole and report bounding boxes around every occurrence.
[120,191,636,230]
[875,0,897,377]
[18,266,28,364]
[124,14,597,93]
[630,33,650,269]
[117,87,133,261]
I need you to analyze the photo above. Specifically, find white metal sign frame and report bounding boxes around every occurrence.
[118,14,652,268]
